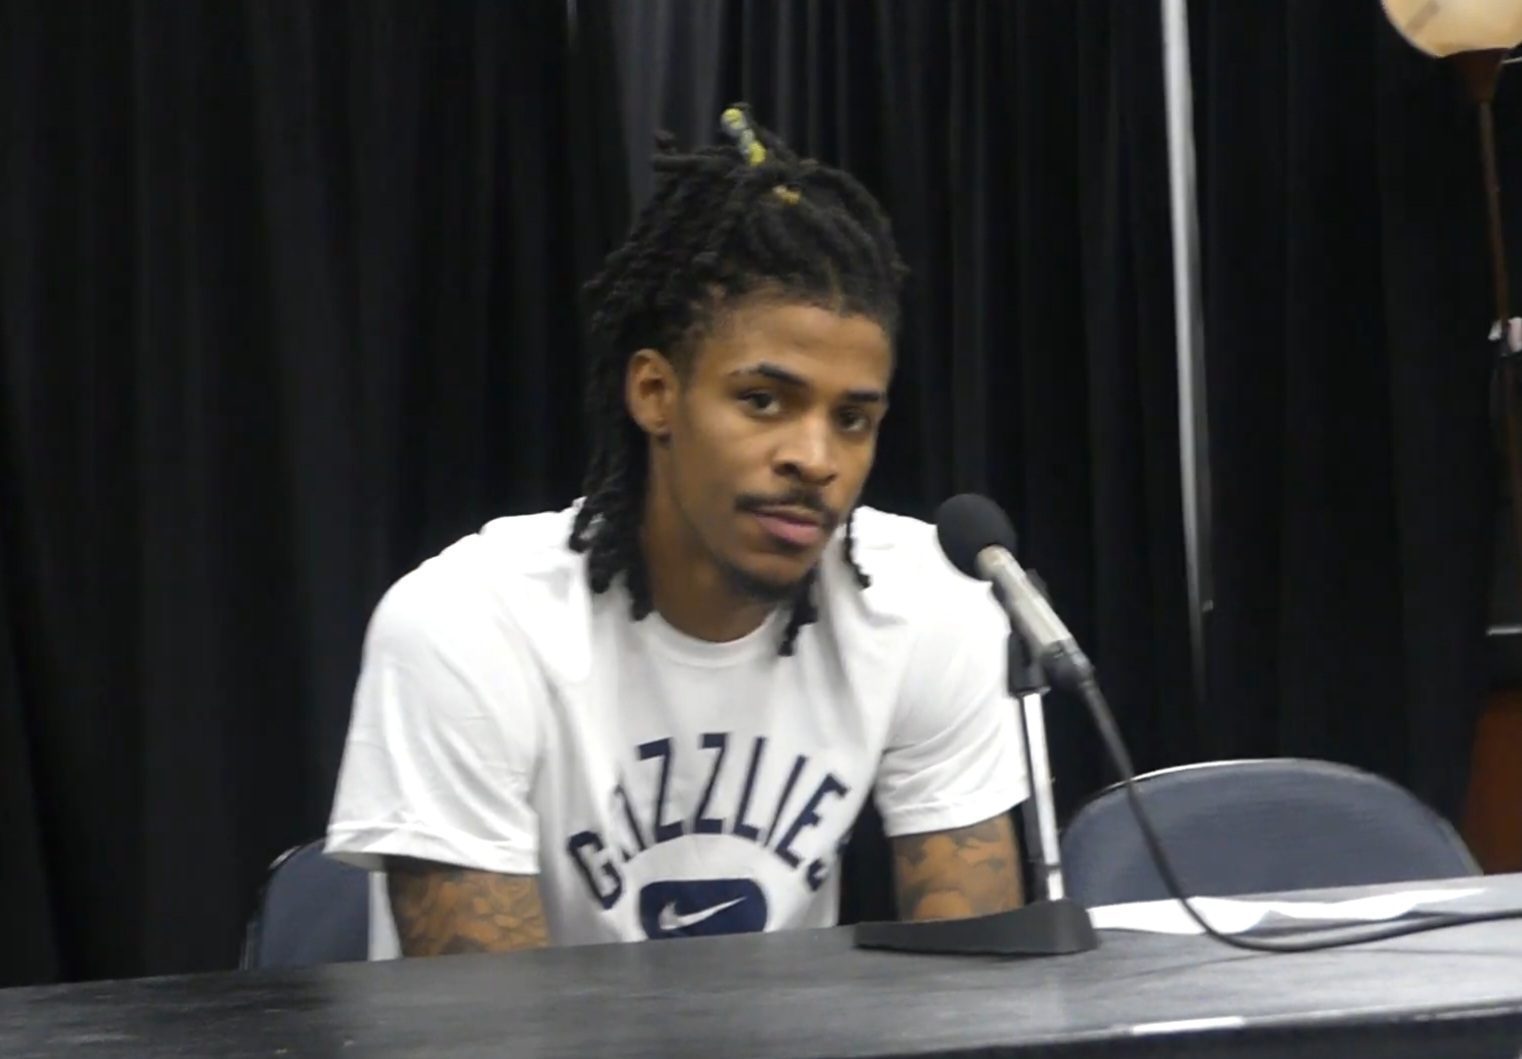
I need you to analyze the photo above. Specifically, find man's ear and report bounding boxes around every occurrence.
[625,348,679,442]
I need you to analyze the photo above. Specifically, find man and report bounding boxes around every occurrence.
[325,107,1028,956]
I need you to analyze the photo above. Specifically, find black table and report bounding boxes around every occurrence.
[6,876,1522,1058]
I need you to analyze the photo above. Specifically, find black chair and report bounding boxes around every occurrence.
[241,839,371,969]
[1060,758,1481,907]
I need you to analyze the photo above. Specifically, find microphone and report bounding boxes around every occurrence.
[935,493,1094,690]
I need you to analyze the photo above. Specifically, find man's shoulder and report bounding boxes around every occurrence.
[843,501,1013,633]
[473,505,582,568]
[821,505,1008,714]
[407,506,580,592]
[365,506,589,676]
[843,505,967,601]
[848,505,935,550]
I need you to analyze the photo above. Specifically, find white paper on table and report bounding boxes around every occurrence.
[1089,888,1486,935]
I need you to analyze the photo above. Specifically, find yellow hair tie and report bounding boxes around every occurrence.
[722,106,801,205]
[720,106,768,166]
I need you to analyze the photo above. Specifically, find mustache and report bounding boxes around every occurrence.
[735,490,841,529]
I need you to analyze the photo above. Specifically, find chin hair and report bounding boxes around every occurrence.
[721,560,810,605]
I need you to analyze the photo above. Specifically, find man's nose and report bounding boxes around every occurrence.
[773,415,838,485]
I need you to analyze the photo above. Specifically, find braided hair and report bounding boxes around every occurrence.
[571,105,908,655]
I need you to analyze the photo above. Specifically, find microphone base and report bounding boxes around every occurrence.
[853,898,1098,957]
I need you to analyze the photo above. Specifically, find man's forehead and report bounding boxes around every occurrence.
[697,300,894,380]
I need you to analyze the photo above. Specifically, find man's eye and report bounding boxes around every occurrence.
[741,391,779,414]
[837,408,871,433]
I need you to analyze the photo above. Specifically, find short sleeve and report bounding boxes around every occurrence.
[873,574,1029,838]
[324,567,544,875]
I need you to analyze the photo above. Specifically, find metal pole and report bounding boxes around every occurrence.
[1018,691,1066,901]
[1451,53,1522,631]
[1161,0,1213,709]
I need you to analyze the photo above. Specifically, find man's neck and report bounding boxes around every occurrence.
[639,501,775,644]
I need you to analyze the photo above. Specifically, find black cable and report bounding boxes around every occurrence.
[1073,672,1522,953]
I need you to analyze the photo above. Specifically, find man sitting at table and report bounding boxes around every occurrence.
[324,107,1029,956]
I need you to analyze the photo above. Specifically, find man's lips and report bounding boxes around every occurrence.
[749,506,828,549]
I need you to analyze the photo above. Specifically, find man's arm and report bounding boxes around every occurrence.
[890,812,1024,921]
[386,857,550,955]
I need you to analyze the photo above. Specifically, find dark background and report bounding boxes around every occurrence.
[2,0,1517,985]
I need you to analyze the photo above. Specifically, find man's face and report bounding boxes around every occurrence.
[632,297,894,602]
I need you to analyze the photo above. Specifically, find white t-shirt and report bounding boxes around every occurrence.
[325,504,1028,955]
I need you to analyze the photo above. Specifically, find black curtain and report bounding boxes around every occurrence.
[1196,3,1514,821]
[0,1,626,984]
[615,0,1504,920]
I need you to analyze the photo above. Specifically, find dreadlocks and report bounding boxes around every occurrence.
[571,105,908,656]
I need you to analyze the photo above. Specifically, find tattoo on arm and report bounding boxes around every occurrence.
[386,857,550,956]
[891,813,1024,921]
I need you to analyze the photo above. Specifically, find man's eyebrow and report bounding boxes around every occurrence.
[728,362,886,403]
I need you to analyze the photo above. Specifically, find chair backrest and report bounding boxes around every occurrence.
[1060,758,1480,907]
[241,839,370,969]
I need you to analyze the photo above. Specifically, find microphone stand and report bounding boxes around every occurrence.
[1009,630,1073,909]
[854,594,1098,956]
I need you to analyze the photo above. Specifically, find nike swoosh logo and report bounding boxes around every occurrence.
[657,897,745,932]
